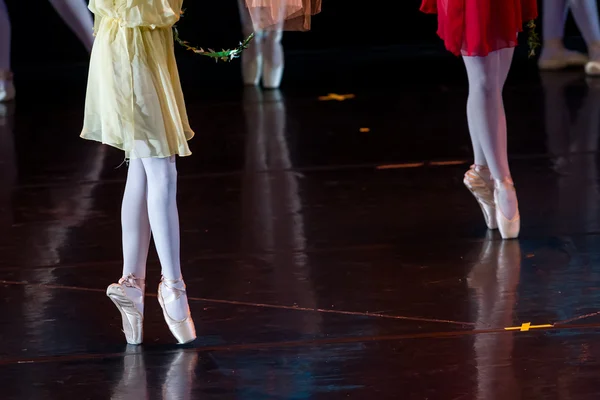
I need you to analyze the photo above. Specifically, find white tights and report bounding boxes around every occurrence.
[0,0,94,71]
[121,156,182,282]
[543,0,600,45]
[463,48,518,218]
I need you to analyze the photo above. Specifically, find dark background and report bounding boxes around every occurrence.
[5,0,438,65]
[3,0,591,92]
[6,1,577,66]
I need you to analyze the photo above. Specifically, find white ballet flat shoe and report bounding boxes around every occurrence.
[585,43,600,76]
[494,178,520,240]
[538,49,588,70]
[107,274,145,345]
[0,70,15,103]
[158,277,196,344]
[585,60,600,76]
[464,165,497,230]
[538,39,588,70]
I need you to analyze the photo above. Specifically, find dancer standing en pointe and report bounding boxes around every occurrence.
[420,0,538,239]
[82,0,196,345]
[82,0,320,345]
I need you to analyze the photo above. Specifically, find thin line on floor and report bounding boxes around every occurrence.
[2,321,598,367]
[0,279,476,327]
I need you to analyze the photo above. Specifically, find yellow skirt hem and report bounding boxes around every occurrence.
[80,131,194,159]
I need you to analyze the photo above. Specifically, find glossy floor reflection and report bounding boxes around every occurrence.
[2,54,600,399]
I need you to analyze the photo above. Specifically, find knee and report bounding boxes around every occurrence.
[264,29,283,43]
[147,161,177,204]
[469,76,500,98]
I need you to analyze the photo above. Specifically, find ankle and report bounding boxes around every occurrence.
[543,39,564,50]
[470,164,492,183]
[119,274,146,291]
[472,164,489,173]
[161,276,186,292]
[0,70,13,81]
[588,41,600,57]
[494,177,515,189]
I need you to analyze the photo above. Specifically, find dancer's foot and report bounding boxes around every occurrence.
[0,70,15,103]
[464,165,497,230]
[538,40,588,71]
[262,59,284,89]
[158,277,196,344]
[585,41,600,76]
[494,178,520,240]
[107,275,145,345]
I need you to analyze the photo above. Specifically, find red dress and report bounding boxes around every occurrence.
[420,0,538,57]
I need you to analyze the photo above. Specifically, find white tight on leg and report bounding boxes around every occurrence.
[139,156,182,282]
[238,0,264,86]
[122,156,187,320]
[463,48,518,219]
[47,0,95,53]
[543,0,600,45]
[121,156,182,279]
[122,159,151,280]
[0,0,10,71]
[263,29,284,87]
[464,48,513,178]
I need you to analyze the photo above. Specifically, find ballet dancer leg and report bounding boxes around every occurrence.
[121,159,151,282]
[139,156,196,344]
[569,0,600,75]
[539,0,588,70]
[47,0,94,53]
[463,48,520,239]
[238,0,264,86]
[262,29,284,89]
[107,159,150,345]
[0,0,14,102]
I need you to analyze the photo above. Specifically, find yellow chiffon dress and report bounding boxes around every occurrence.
[81,0,194,159]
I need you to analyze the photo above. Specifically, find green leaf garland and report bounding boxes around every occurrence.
[173,10,255,62]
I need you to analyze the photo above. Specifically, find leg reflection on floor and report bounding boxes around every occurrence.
[469,235,521,400]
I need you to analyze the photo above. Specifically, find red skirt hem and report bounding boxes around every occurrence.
[420,0,538,57]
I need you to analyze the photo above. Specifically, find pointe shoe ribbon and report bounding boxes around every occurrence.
[118,274,145,305]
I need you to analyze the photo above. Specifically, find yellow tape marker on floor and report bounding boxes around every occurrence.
[318,93,356,101]
[376,163,425,170]
[429,160,469,166]
[504,323,554,332]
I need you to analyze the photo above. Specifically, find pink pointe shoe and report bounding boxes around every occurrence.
[107,274,145,345]
[464,165,497,230]
[494,178,521,240]
[158,277,196,344]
